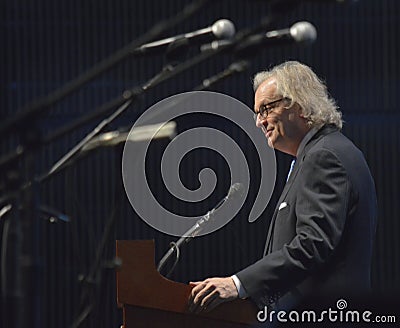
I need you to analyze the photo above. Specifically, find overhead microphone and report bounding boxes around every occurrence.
[201,21,317,58]
[132,19,236,56]
[235,21,316,57]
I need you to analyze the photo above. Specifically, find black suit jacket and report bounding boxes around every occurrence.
[236,125,377,309]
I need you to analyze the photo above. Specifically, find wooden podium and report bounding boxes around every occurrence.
[116,240,258,327]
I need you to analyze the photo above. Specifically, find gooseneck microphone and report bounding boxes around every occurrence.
[184,182,244,239]
[157,183,244,276]
[132,19,236,56]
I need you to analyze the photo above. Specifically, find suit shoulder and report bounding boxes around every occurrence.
[310,130,364,161]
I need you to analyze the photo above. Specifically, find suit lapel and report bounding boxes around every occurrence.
[263,159,301,255]
[263,125,338,255]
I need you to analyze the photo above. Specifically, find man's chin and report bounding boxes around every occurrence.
[267,137,275,149]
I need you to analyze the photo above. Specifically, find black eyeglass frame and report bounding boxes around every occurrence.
[255,97,291,119]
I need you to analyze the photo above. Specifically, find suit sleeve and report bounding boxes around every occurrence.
[236,149,351,308]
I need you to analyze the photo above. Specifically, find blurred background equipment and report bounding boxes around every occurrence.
[1,0,399,327]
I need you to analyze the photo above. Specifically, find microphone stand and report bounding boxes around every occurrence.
[39,64,182,183]
[193,60,249,91]
[38,5,294,149]
[38,8,304,191]
[0,0,305,193]
[68,42,191,328]
[0,34,239,328]
[0,6,210,324]
[0,4,306,325]
[68,66,179,328]
[0,0,211,138]
[0,3,210,326]
[0,42,249,205]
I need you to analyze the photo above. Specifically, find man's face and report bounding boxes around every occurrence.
[254,78,306,156]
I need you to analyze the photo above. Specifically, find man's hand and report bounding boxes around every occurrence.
[188,277,238,314]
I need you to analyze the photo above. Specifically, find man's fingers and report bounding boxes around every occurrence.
[193,290,213,314]
[188,281,205,305]
[193,284,213,306]
[203,295,223,313]
[189,281,201,285]
[188,277,238,313]
[189,282,214,313]
[199,290,218,312]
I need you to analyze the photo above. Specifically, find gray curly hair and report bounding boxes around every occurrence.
[253,61,342,129]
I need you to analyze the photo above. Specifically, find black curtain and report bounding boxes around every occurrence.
[1,1,399,327]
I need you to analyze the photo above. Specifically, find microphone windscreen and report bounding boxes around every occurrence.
[289,21,317,43]
[212,19,236,39]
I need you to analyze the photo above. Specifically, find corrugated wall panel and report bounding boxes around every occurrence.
[1,1,399,327]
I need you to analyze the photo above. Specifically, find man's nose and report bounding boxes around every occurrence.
[255,115,266,129]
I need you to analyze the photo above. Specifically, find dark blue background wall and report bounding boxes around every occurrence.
[1,0,399,327]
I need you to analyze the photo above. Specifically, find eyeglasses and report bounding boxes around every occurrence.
[254,97,290,120]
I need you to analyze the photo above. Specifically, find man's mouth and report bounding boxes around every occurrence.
[266,127,274,137]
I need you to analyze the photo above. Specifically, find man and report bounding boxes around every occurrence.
[188,61,377,313]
